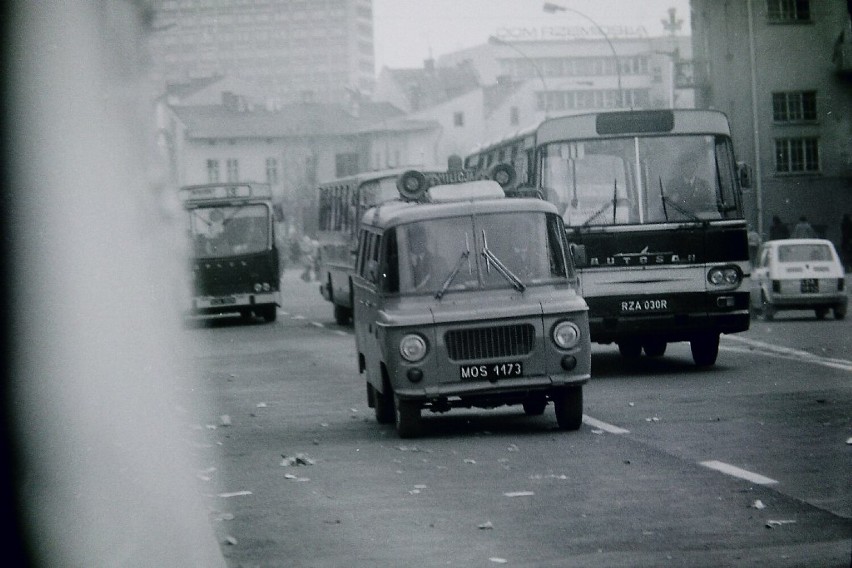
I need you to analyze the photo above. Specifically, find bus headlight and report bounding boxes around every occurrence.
[254,283,263,292]
[399,334,428,362]
[552,321,581,350]
[707,265,742,287]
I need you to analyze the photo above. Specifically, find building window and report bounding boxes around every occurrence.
[265,158,279,184]
[775,137,819,173]
[772,90,817,122]
[510,106,519,126]
[766,0,810,22]
[206,159,220,183]
[226,158,239,182]
[453,111,465,127]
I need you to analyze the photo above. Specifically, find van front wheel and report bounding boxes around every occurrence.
[373,383,394,424]
[554,387,583,431]
[394,395,421,438]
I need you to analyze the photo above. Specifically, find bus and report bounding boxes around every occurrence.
[465,109,752,366]
[317,165,474,324]
[180,182,281,323]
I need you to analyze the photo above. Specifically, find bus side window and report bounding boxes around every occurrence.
[382,228,399,293]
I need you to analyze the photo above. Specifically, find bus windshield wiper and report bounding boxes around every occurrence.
[435,249,470,299]
[658,177,702,222]
[583,179,619,226]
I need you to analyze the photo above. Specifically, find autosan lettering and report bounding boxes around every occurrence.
[588,246,697,266]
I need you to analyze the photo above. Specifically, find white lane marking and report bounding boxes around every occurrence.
[582,415,630,434]
[292,315,306,320]
[699,460,778,485]
[334,330,349,336]
[310,322,324,328]
[723,335,852,372]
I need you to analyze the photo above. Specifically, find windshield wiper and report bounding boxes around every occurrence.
[582,179,619,226]
[658,177,702,222]
[435,249,470,299]
[480,230,525,292]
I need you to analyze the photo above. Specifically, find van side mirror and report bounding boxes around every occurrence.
[737,162,753,189]
[365,259,379,284]
[569,243,587,268]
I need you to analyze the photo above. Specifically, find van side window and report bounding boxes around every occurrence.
[382,228,399,293]
[357,231,371,277]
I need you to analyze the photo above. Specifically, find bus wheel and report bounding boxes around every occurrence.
[333,303,351,325]
[259,305,277,323]
[691,333,719,367]
[643,339,667,358]
[394,395,421,438]
[373,382,394,425]
[833,304,847,320]
[522,397,547,416]
[554,387,583,431]
[814,307,829,320]
[618,340,642,360]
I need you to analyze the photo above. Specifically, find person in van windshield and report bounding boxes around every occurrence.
[408,224,436,290]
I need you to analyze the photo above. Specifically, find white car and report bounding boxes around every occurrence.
[751,238,848,320]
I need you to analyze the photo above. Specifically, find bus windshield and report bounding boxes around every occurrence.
[540,135,739,227]
[389,212,570,294]
[188,203,270,258]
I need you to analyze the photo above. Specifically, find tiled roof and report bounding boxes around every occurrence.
[383,63,481,109]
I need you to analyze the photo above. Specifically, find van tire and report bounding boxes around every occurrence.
[333,303,351,325]
[554,387,583,431]
[373,383,395,425]
[394,395,421,438]
[834,304,847,320]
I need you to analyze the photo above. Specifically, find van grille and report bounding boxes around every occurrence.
[445,324,535,361]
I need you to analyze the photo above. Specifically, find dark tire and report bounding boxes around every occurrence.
[643,339,667,358]
[522,397,547,416]
[814,307,828,320]
[618,340,642,360]
[373,382,395,425]
[834,304,847,320]
[691,333,720,367]
[760,292,775,321]
[394,395,421,438]
[333,303,351,325]
[554,387,583,431]
[259,304,277,323]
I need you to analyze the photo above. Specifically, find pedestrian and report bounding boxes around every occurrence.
[841,213,852,271]
[299,234,317,282]
[791,216,817,239]
[768,215,789,240]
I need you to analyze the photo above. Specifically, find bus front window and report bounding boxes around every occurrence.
[189,204,270,258]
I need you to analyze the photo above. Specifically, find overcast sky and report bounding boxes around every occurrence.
[373,0,691,70]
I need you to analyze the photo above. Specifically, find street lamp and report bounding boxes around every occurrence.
[542,2,625,108]
[488,35,551,117]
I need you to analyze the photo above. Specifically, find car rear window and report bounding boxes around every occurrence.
[778,244,832,262]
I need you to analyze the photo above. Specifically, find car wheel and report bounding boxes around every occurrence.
[834,304,847,320]
[373,382,395,425]
[618,340,642,359]
[554,387,583,431]
[814,307,829,320]
[760,292,775,321]
[522,397,547,416]
[643,339,667,358]
[333,303,351,325]
[394,395,421,438]
[691,333,719,367]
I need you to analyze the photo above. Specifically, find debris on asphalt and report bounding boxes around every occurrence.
[464,459,477,464]
[224,536,238,546]
[478,521,494,530]
[507,444,519,452]
[284,473,310,481]
[752,500,766,510]
[591,429,604,434]
[503,491,534,497]
[489,558,508,564]
[217,490,252,498]
[219,414,232,427]
[256,402,267,408]
[765,519,796,528]
[645,417,660,422]
[281,453,315,467]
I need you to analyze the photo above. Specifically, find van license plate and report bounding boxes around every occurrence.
[459,362,523,380]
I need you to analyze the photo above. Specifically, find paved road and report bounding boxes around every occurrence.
[184,269,851,567]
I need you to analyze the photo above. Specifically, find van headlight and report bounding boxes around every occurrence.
[399,334,428,362]
[552,321,581,350]
[707,265,742,287]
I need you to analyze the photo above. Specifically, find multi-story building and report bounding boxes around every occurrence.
[691,0,852,244]
[147,0,375,105]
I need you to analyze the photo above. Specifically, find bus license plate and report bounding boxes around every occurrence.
[620,298,669,313]
[460,362,523,380]
[210,297,237,306]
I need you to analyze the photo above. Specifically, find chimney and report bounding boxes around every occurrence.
[424,58,435,72]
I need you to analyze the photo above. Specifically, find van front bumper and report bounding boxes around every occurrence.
[395,373,590,403]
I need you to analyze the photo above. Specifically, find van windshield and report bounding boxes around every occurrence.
[392,212,570,294]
